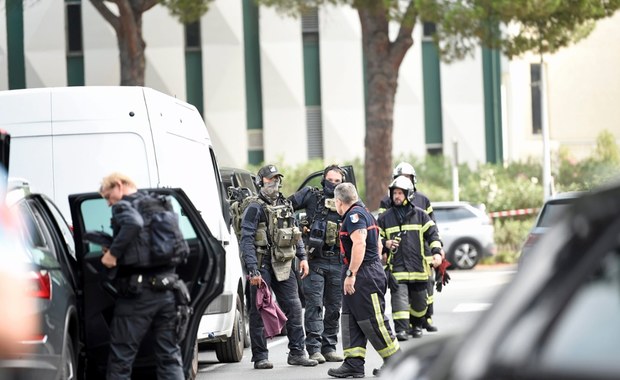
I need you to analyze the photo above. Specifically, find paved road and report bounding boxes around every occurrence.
[196,264,517,380]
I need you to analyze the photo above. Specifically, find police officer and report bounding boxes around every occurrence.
[378,162,441,333]
[99,173,183,380]
[327,183,400,378]
[377,177,443,340]
[289,165,346,364]
[240,164,318,370]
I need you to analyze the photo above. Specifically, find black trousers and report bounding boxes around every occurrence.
[107,287,183,380]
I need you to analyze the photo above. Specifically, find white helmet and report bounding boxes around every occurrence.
[389,176,415,204]
[392,162,417,185]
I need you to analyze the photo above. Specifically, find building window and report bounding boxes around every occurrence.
[423,22,436,39]
[530,63,542,135]
[66,1,83,55]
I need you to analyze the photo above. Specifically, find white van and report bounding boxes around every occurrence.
[0,86,249,363]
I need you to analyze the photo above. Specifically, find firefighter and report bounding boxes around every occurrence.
[377,176,444,340]
[327,183,400,378]
[378,162,441,333]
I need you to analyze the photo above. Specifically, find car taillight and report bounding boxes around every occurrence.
[28,270,52,300]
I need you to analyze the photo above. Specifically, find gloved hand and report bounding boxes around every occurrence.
[435,259,451,292]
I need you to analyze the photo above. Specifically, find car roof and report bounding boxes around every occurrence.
[546,191,587,202]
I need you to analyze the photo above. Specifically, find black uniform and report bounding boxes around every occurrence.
[338,202,399,372]
[377,203,442,333]
[107,191,183,380]
[289,186,343,357]
[240,193,308,363]
[378,191,439,328]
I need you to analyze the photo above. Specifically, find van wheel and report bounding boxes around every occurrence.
[60,336,77,380]
[215,295,244,362]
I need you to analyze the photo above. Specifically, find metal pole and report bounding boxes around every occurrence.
[540,56,552,200]
[452,140,459,202]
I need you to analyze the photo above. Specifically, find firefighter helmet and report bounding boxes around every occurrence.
[392,162,417,185]
[389,176,415,204]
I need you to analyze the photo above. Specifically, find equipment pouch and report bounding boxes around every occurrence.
[150,273,178,291]
[125,274,144,297]
[308,219,326,250]
[255,223,269,247]
[175,305,192,343]
[324,198,337,212]
[272,245,296,262]
[325,221,338,246]
[275,227,294,248]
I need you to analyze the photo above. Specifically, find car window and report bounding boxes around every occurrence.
[537,200,573,227]
[79,195,197,256]
[537,248,620,373]
[434,207,475,223]
[16,200,60,264]
[235,173,257,193]
[43,197,76,260]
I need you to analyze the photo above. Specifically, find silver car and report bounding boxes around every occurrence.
[432,201,496,269]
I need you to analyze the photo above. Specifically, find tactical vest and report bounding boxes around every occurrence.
[305,191,341,256]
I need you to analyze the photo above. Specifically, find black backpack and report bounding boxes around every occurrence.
[132,192,190,267]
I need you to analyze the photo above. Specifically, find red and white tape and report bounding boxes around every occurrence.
[489,208,539,218]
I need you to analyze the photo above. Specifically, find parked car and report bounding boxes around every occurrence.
[519,191,585,265]
[0,178,80,380]
[432,202,496,269]
[382,186,620,379]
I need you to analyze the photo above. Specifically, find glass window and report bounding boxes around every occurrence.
[530,63,542,134]
[185,21,201,50]
[66,1,83,54]
[537,200,573,227]
[44,197,76,260]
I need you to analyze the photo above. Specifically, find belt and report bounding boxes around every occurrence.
[322,251,338,257]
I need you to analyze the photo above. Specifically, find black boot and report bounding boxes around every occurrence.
[328,363,365,378]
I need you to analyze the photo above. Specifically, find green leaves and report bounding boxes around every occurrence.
[160,0,215,23]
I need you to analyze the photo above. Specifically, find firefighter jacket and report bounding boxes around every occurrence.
[377,204,442,282]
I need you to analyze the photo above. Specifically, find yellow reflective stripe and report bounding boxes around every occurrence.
[344,347,366,358]
[427,294,434,304]
[424,256,433,264]
[392,311,409,320]
[409,307,427,318]
[401,224,421,231]
[421,220,435,233]
[426,206,433,214]
[430,241,442,249]
[377,338,400,358]
[371,293,393,350]
[393,272,429,281]
[377,207,386,215]
[384,226,401,235]
[379,228,386,239]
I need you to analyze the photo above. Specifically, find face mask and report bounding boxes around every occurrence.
[323,180,338,197]
[261,179,280,200]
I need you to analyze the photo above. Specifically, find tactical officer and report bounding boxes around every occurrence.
[289,165,346,364]
[240,164,318,370]
[377,177,443,340]
[99,173,183,380]
[327,183,400,378]
[378,162,441,333]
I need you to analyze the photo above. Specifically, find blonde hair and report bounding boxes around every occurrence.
[99,172,137,193]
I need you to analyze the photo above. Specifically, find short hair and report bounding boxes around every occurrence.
[323,164,345,181]
[334,182,358,205]
[100,172,136,193]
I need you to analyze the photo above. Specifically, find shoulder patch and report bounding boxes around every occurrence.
[349,213,360,223]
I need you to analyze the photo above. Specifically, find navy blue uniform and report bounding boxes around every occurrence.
[107,191,183,380]
[240,193,308,363]
[338,202,399,372]
[289,186,343,357]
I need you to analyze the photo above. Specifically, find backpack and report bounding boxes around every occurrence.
[229,187,257,241]
[131,192,190,268]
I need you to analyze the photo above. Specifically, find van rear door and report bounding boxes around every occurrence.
[69,188,225,379]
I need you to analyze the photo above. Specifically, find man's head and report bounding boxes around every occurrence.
[334,182,358,216]
[389,176,414,207]
[321,164,345,197]
[256,164,283,201]
[99,172,138,206]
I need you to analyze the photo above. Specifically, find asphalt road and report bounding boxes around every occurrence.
[196,264,517,380]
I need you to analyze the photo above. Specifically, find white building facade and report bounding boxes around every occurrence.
[1,0,619,168]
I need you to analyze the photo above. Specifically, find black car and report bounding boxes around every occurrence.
[382,182,620,379]
[0,179,80,380]
[69,189,225,379]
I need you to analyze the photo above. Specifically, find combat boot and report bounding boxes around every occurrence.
[288,353,319,366]
[324,351,344,362]
[328,363,365,378]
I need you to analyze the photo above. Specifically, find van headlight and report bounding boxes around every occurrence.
[204,293,233,315]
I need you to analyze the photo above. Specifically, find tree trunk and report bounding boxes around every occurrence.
[91,0,151,86]
[359,5,414,210]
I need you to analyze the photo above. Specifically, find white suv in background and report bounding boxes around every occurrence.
[433,202,496,269]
